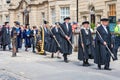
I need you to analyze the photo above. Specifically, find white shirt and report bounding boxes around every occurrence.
[83,27,89,35]
[55,27,58,32]
[26,29,29,32]
[66,23,69,31]
[33,30,36,35]
[44,27,47,32]
[6,28,9,34]
[102,25,108,34]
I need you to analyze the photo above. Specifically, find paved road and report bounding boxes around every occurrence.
[0,49,120,80]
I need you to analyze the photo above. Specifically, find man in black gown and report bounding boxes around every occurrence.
[94,18,113,70]
[78,21,94,66]
[60,17,72,63]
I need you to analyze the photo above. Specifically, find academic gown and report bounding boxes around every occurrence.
[78,29,94,60]
[94,25,112,65]
[44,27,52,52]
[0,28,2,45]
[23,29,31,48]
[31,30,38,45]
[60,22,72,54]
[50,27,62,53]
[16,27,22,48]
[1,26,11,46]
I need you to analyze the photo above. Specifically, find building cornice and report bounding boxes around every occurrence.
[8,0,48,10]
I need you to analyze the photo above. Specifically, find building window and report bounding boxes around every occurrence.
[97,15,101,22]
[108,4,116,32]
[108,4,116,16]
[51,8,56,24]
[42,12,45,20]
[83,16,87,21]
[60,7,70,22]
[41,12,45,23]
[6,15,10,22]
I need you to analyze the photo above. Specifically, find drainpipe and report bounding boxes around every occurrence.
[76,0,79,22]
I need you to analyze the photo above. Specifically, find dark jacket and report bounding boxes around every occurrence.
[44,27,52,52]
[49,27,62,53]
[78,28,94,60]
[1,26,11,46]
[60,22,72,54]
[94,25,112,65]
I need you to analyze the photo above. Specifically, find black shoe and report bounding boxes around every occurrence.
[85,61,90,66]
[86,63,90,66]
[12,53,16,57]
[51,53,54,58]
[44,52,47,56]
[16,50,19,53]
[9,48,12,51]
[32,51,36,53]
[98,65,101,70]
[25,49,27,51]
[64,60,69,63]
[57,56,61,59]
[83,63,86,66]
[3,48,6,51]
[104,68,112,71]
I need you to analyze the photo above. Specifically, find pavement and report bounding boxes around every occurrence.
[0,48,120,80]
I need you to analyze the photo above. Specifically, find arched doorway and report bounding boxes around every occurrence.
[23,8,29,25]
[90,6,95,24]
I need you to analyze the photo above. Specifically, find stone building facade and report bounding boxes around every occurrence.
[0,0,10,25]
[78,0,120,24]
[8,0,77,26]
[0,0,120,27]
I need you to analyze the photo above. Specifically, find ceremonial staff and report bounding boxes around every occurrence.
[56,23,73,48]
[96,30,115,60]
[48,26,61,48]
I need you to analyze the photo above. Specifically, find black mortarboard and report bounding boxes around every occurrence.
[25,24,30,26]
[73,22,77,24]
[55,22,60,25]
[4,22,9,25]
[14,21,20,25]
[82,21,89,25]
[64,17,71,21]
[33,26,37,28]
[101,18,109,21]
[44,20,49,24]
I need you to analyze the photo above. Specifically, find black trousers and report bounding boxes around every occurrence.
[3,45,6,50]
[98,52,110,69]
[63,54,68,61]
[32,44,36,52]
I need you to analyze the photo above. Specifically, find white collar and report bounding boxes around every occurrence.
[83,27,89,30]
[102,25,107,28]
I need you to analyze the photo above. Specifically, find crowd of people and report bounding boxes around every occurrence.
[0,17,120,71]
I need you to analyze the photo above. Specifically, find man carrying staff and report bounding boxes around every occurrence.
[50,22,62,58]
[43,20,51,55]
[11,21,20,57]
[78,21,94,66]
[60,17,73,63]
[94,18,113,70]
